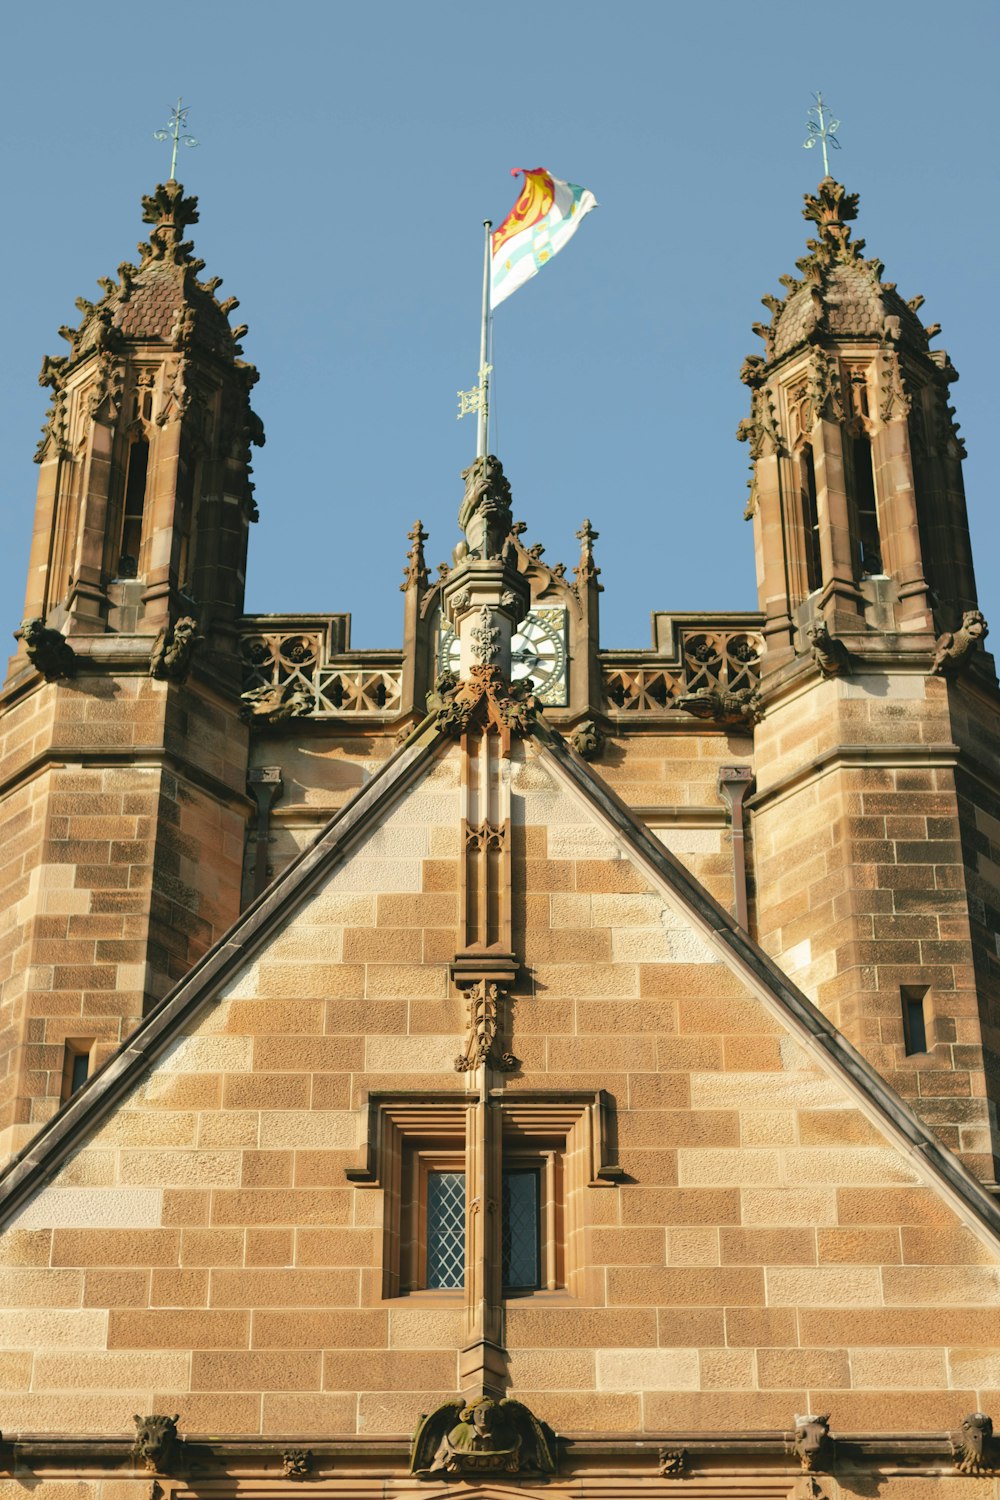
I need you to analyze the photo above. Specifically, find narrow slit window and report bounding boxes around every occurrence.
[902,985,929,1055]
[852,435,883,576]
[801,446,822,594]
[502,1167,541,1291]
[61,1040,95,1103]
[118,438,149,577]
[426,1171,465,1289]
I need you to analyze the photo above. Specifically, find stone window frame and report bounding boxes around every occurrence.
[347,1089,621,1302]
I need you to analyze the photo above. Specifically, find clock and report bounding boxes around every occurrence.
[437,606,569,706]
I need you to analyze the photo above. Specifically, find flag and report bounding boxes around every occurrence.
[491,168,597,308]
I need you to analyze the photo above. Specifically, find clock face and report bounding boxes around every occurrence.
[438,606,569,706]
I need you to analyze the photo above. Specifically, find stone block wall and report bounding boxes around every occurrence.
[0,739,996,1442]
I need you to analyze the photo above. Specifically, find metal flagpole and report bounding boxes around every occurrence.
[477,219,493,459]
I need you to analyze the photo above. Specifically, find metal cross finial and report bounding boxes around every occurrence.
[803,91,841,177]
[153,97,198,181]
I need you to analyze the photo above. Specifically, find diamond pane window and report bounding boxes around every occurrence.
[426,1171,465,1289]
[502,1167,540,1290]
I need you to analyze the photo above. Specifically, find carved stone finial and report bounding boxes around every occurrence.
[569,720,605,760]
[791,1414,831,1473]
[800,178,862,269]
[282,1448,314,1480]
[149,617,203,683]
[954,1412,995,1475]
[401,519,429,593]
[457,456,513,561]
[14,618,77,681]
[931,610,989,676]
[807,623,851,677]
[410,1396,555,1478]
[657,1448,688,1477]
[132,1414,181,1475]
[574,518,602,589]
[139,181,200,268]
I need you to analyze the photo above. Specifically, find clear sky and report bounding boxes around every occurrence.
[1,0,996,651]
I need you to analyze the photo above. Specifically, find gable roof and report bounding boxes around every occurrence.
[2,710,999,1254]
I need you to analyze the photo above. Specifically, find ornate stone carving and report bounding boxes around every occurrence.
[878,345,911,424]
[138,181,200,268]
[791,1414,831,1473]
[457,455,513,561]
[240,681,313,724]
[14,618,77,681]
[469,606,501,666]
[410,1396,555,1478]
[150,617,203,683]
[737,380,783,461]
[574,518,602,589]
[430,664,541,739]
[400,519,429,592]
[569,719,605,760]
[808,623,851,677]
[801,179,863,268]
[132,1414,181,1475]
[807,348,843,424]
[676,685,762,727]
[932,610,989,676]
[282,1448,314,1480]
[454,979,517,1073]
[658,1448,689,1477]
[953,1412,995,1476]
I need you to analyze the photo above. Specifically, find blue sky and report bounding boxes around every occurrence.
[1,0,996,650]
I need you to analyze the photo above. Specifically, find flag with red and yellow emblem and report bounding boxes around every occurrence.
[491,168,597,308]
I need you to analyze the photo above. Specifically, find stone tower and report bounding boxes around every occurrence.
[0,180,261,1159]
[744,177,1000,1179]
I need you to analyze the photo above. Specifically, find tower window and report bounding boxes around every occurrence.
[801,445,822,594]
[851,434,883,576]
[901,985,929,1055]
[117,438,149,578]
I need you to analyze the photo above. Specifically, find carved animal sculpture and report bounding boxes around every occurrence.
[239,682,313,724]
[808,623,850,676]
[569,719,604,760]
[676,686,762,727]
[149,616,203,683]
[457,455,513,560]
[132,1413,180,1474]
[932,609,989,676]
[792,1413,831,1473]
[954,1412,995,1475]
[14,618,77,681]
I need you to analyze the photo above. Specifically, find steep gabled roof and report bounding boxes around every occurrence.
[3,709,999,1255]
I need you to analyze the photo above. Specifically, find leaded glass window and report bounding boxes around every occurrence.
[426,1171,465,1289]
[502,1167,540,1290]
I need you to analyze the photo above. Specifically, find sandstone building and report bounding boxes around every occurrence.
[0,172,999,1498]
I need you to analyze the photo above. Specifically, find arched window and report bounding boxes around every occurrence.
[851,433,882,576]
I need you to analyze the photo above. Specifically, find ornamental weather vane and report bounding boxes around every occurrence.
[803,91,841,177]
[153,98,198,181]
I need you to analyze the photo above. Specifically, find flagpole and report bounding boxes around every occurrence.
[477,219,492,459]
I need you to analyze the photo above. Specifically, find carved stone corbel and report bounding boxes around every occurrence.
[454,979,517,1073]
[790,1413,831,1473]
[132,1414,182,1476]
[282,1448,314,1479]
[569,719,604,760]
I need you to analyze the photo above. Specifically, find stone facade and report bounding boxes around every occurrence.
[0,172,998,1499]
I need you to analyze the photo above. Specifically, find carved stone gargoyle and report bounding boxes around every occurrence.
[150,616,203,683]
[132,1413,182,1475]
[932,610,989,677]
[791,1413,831,1473]
[410,1395,555,1479]
[14,618,77,681]
[570,719,605,760]
[807,623,850,677]
[676,685,762,727]
[239,681,313,725]
[455,455,514,562]
[953,1411,996,1475]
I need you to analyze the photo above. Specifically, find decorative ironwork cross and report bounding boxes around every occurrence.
[803,91,841,177]
[457,364,491,420]
[154,98,198,180]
